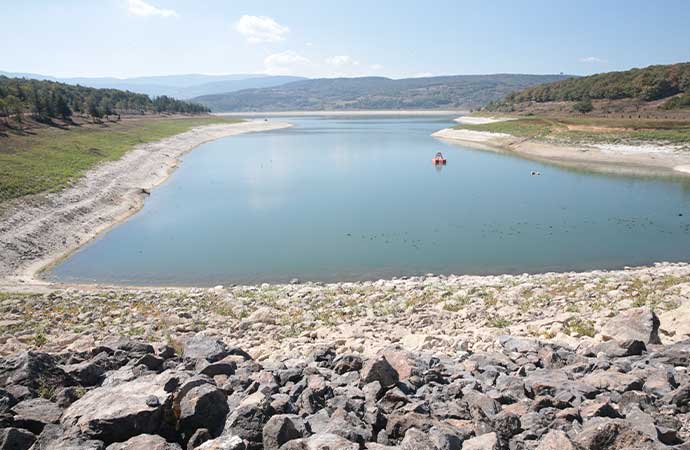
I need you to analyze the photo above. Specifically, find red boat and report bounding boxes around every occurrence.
[432,152,447,165]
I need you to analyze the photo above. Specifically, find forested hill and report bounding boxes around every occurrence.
[491,62,690,110]
[0,76,209,123]
[192,74,572,112]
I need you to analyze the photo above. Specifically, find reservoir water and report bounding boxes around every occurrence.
[50,116,690,285]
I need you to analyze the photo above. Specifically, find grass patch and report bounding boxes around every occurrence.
[563,317,595,337]
[0,116,242,202]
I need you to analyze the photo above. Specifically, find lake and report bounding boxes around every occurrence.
[50,116,690,285]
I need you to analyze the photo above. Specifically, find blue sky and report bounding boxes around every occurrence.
[3,0,690,79]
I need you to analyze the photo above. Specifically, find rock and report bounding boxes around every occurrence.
[0,427,36,450]
[461,432,498,450]
[361,356,399,389]
[262,414,307,450]
[195,435,246,450]
[187,428,211,450]
[223,391,271,445]
[279,433,359,450]
[662,382,690,412]
[588,339,646,358]
[10,398,63,434]
[178,383,229,439]
[580,370,643,393]
[535,430,575,450]
[0,352,75,390]
[198,358,237,378]
[60,359,106,387]
[61,372,174,444]
[183,336,230,362]
[332,355,363,375]
[106,434,182,450]
[573,418,657,450]
[601,307,661,345]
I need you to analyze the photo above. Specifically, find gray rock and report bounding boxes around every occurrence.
[105,434,182,450]
[10,398,63,434]
[183,336,230,363]
[61,372,174,444]
[0,427,36,450]
[178,383,229,439]
[187,428,211,450]
[262,414,307,450]
[332,355,363,375]
[601,307,661,345]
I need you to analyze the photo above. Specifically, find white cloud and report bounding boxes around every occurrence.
[370,64,384,71]
[325,55,360,67]
[410,72,433,78]
[579,56,607,63]
[236,15,289,44]
[127,0,178,17]
[264,50,311,75]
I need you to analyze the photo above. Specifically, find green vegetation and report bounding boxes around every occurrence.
[563,317,595,337]
[455,116,690,144]
[488,62,690,110]
[0,76,209,126]
[193,74,571,112]
[0,116,241,202]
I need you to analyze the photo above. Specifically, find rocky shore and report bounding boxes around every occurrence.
[2,262,690,448]
[1,298,689,449]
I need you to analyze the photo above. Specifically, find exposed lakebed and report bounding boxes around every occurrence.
[50,116,690,285]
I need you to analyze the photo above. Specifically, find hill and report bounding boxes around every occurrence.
[0,71,306,99]
[488,62,690,112]
[0,76,209,124]
[191,74,573,112]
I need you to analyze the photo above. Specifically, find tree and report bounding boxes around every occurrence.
[573,97,593,114]
[55,94,72,119]
[4,96,24,126]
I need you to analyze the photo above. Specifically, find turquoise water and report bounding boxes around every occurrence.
[50,116,690,285]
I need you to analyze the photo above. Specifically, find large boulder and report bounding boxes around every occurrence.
[461,432,498,450]
[105,434,182,450]
[601,307,661,345]
[61,372,175,445]
[535,430,575,450]
[195,435,245,450]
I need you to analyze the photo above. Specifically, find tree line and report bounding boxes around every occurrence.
[0,76,210,125]
[486,62,690,110]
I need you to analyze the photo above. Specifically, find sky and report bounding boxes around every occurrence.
[2,0,690,79]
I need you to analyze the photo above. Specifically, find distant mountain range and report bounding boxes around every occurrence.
[0,71,306,99]
[191,74,573,112]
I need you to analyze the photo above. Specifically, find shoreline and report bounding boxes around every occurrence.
[214,109,467,117]
[433,125,690,178]
[0,120,292,287]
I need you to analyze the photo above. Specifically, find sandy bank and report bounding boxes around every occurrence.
[215,110,467,117]
[0,120,292,285]
[433,127,690,177]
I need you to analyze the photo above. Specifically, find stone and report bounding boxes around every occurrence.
[223,391,272,445]
[262,414,307,450]
[535,430,575,450]
[580,370,643,393]
[0,427,36,450]
[0,352,75,390]
[361,356,399,389]
[10,397,63,434]
[178,383,229,439]
[461,432,498,450]
[332,355,363,375]
[106,434,182,450]
[601,307,661,345]
[183,336,230,363]
[187,428,212,450]
[588,339,646,358]
[195,435,246,450]
[279,433,359,450]
[61,372,174,445]
[60,359,106,387]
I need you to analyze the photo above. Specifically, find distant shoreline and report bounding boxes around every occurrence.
[434,120,690,178]
[214,110,468,117]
